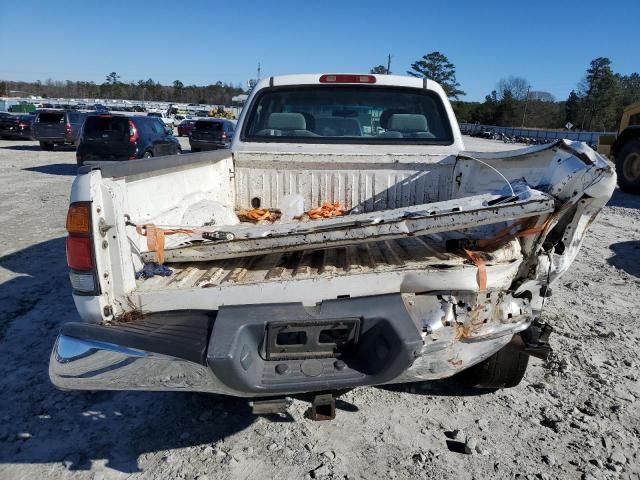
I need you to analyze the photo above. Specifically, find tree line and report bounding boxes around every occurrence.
[3,55,638,128]
[0,73,244,106]
[372,53,640,132]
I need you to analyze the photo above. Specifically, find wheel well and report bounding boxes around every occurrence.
[613,127,640,157]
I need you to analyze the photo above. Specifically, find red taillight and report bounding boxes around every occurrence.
[65,202,94,271]
[65,122,72,134]
[319,74,376,84]
[18,122,27,129]
[128,120,139,143]
[66,236,93,271]
[222,132,227,140]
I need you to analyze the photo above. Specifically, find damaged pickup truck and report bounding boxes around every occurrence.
[50,73,615,418]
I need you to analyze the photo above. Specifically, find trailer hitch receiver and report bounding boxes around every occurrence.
[309,393,336,421]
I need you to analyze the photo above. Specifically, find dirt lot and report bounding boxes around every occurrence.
[0,137,638,480]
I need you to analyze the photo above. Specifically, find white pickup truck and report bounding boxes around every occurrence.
[147,111,175,128]
[50,73,615,417]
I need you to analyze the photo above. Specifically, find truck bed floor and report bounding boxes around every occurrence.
[135,236,517,292]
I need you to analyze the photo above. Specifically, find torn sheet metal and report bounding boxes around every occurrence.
[140,190,554,263]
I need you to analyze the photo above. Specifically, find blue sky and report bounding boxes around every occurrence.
[1,0,638,101]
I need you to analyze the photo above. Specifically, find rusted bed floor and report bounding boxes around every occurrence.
[135,235,517,291]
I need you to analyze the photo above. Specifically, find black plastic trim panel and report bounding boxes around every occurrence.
[61,310,214,364]
[207,294,422,395]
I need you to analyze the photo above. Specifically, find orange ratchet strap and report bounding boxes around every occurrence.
[135,224,193,264]
[465,211,561,290]
[463,248,487,290]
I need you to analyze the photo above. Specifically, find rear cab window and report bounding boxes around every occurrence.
[242,85,453,145]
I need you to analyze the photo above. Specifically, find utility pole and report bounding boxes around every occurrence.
[257,62,261,80]
[521,86,531,127]
[386,54,392,74]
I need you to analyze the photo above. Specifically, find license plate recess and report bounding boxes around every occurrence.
[265,318,360,360]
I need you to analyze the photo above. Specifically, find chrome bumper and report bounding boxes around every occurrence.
[50,293,533,397]
[49,334,234,394]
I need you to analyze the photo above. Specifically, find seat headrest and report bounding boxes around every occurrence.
[267,112,306,131]
[388,114,429,132]
[379,109,407,129]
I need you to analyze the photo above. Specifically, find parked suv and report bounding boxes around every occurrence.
[0,113,34,140]
[177,119,195,137]
[76,114,181,166]
[33,110,88,150]
[189,118,235,151]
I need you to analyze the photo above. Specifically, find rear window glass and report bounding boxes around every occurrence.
[148,112,162,118]
[83,116,129,138]
[68,112,85,123]
[38,112,64,123]
[195,121,222,131]
[243,86,453,145]
[151,120,166,134]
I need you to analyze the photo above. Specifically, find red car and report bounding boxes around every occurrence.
[177,119,196,137]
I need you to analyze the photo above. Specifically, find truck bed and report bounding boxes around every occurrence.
[135,235,519,292]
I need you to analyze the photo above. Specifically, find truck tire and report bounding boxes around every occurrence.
[40,141,54,151]
[456,343,529,389]
[616,138,640,194]
[143,151,153,158]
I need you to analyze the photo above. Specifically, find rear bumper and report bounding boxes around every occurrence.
[50,293,531,397]
[0,128,32,139]
[35,137,70,143]
[189,138,228,150]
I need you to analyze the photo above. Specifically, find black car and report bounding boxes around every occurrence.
[33,110,88,150]
[189,119,235,152]
[0,113,34,140]
[76,114,181,166]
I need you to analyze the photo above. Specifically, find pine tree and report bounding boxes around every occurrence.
[407,51,465,99]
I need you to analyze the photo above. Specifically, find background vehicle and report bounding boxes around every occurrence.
[8,103,36,114]
[177,119,196,137]
[93,104,109,113]
[147,111,175,128]
[33,110,87,150]
[0,113,34,140]
[598,101,640,194]
[189,118,234,151]
[50,74,615,416]
[76,114,181,165]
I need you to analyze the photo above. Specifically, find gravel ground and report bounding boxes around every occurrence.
[0,137,638,480]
